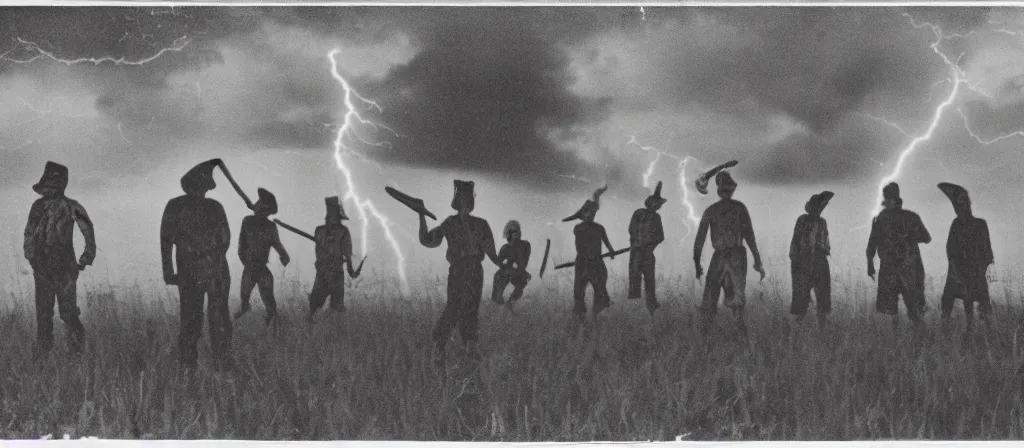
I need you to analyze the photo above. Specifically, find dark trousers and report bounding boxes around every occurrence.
[574,259,610,316]
[309,269,346,314]
[791,256,831,316]
[491,268,530,304]
[876,256,926,320]
[701,247,747,316]
[178,276,232,368]
[628,248,656,303]
[33,268,85,352]
[434,259,483,351]
[240,264,276,316]
[940,264,991,319]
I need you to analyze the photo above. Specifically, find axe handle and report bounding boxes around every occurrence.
[539,239,551,278]
[555,247,630,270]
[217,161,254,210]
[273,219,315,242]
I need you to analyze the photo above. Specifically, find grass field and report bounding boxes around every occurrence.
[2,263,1024,441]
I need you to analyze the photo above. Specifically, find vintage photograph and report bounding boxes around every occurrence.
[0,2,1022,441]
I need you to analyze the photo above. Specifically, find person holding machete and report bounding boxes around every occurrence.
[233,188,290,325]
[306,196,358,322]
[564,185,618,320]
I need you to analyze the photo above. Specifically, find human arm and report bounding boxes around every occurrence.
[71,201,97,270]
[419,214,445,248]
[214,202,231,255]
[740,204,764,279]
[271,222,290,266]
[23,200,42,265]
[693,213,710,279]
[497,244,511,268]
[789,216,803,262]
[866,218,879,280]
[519,241,531,271]
[980,220,994,272]
[159,200,178,285]
[652,214,665,247]
[601,226,615,259]
[481,220,500,266]
[628,211,640,248]
[822,219,831,257]
[238,218,248,264]
[911,212,931,244]
[946,221,959,276]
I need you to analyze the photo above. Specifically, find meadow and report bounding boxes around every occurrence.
[2,260,1024,441]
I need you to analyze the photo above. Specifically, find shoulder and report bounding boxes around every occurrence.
[631,209,645,218]
[471,215,490,228]
[241,215,254,225]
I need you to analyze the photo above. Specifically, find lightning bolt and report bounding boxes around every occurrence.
[2,36,190,66]
[328,49,409,292]
[625,136,702,238]
[862,13,1024,220]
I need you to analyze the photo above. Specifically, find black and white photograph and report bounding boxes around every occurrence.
[0,1,1023,441]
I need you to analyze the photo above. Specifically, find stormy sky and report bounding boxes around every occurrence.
[1,6,1023,294]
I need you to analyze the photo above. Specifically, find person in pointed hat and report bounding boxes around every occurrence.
[420,180,500,367]
[628,181,667,315]
[866,182,931,326]
[789,191,834,323]
[564,185,617,319]
[160,158,234,371]
[234,188,291,324]
[307,196,356,322]
[491,220,532,309]
[936,182,993,331]
[24,161,96,359]
[693,169,764,336]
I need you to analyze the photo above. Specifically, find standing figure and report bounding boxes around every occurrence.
[308,196,356,322]
[24,161,96,358]
[693,171,765,335]
[491,220,532,308]
[628,181,666,315]
[160,159,234,371]
[937,182,993,331]
[867,182,931,324]
[234,188,290,324]
[420,180,500,363]
[790,191,834,323]
[564,186,616,319]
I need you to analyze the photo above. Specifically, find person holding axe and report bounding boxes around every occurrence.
[417,180,500,365]
[233,188,290,324]
[628,181,667,315]
[564,186,618,319]
[160,159,234,371]
[24,161,96,358]
[693,164,765,336]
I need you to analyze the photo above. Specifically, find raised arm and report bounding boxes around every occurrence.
[71,201,97,269]
[23,200,43,264]
[160,200,179,283]
[419,214,445,248]
[271,222,290,266]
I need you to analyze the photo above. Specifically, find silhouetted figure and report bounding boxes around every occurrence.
[867,182,931,324]
[160,159,233,371]
[234,188,290,324]
[420,180,500,364]
[24,161,95,358]
[628,181,666,315]
[693,171,764,335]
[790,191,834,323]
[564,186,616,320]
[937,182,993,331]
[307,196,356,321]
[491,220,531,308]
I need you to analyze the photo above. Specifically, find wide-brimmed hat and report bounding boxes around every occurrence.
[32,161,69,194]
[255,188,278,215]
[180,159,220,193]
[451,180,475,211]
[938,182,970,209]
[503,220,522,240]
[645,181,668,208]
[325,196,349,220]
[804,191,835,215]
[563,185,607,222]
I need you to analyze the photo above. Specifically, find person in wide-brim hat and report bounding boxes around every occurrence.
[567,185,616,319]
[935,182,994,327]
[804,191,835,216]
[180,159,221,194]
[790,191,835,323]
[254,188,279,216]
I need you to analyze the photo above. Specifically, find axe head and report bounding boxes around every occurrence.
[385,186,437,220]
[694,160,739,195]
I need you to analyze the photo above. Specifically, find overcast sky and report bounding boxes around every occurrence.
[0,6,1023,295]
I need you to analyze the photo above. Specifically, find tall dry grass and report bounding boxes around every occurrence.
[1,264,1024,440]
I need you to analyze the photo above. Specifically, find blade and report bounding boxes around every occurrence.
[348,255,368,278]
[554,247,629,270]
[539,239,551,278]
[273,219,315,242]
[216,161,254,210]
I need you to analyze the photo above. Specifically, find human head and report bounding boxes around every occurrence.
[804,191,835,217]
[325,196,348,224]
[254,188,278,217]
[716,171,737,199]
[882,182,902,209]
[645,181,667,211]
[32,161,69,198]
[503,220,522,242]
[452,180,475,214]
[938,182,971,218]
[181,159,219,197]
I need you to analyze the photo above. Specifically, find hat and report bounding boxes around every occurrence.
[32,161,69,194]
[503,220,522,240]
[716,170,737,194]
[255,188,278,215]
[645,181,668,208]
[804,191,835,215]
[563,185,607,222]
[325,196,349,220]
[180,159,220,193]
[451,180,475,211]
[938,182,970,209]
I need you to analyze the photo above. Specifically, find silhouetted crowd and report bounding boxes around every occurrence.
[23,159,992,371]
